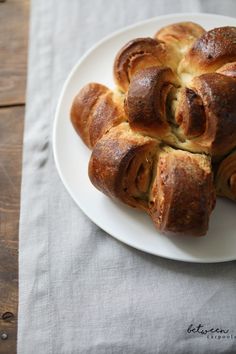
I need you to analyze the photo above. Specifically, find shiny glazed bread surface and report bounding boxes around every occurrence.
[70,21,236,237]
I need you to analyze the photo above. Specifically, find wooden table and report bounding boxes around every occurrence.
[0,1,29,353]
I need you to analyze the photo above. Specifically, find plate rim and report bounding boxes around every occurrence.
[53,12,236,264]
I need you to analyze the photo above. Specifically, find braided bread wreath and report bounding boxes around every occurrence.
[70,22,236,237]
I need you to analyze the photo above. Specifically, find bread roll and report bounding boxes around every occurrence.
[179,26,236,76]
[125,66,236,159]
[70,83,126,148]
[216,149,236,201]
[88,122,158,210]
[70,21,236,237]
[149,148,215,236]
[155,21,205,56]
[175,73,236,158]
[89,123,215,236]
[113,37,179,92]
[125,66,179,137]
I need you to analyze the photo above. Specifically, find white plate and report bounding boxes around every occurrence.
[53,13,236,263]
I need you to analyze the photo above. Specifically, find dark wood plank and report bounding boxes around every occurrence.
[0,107,24,354]
[0,0,29,352]
[0,0,29,106]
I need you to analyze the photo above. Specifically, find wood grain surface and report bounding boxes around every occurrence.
[0,0,29,353]
[0,0,29,106]
[0,108,24,354]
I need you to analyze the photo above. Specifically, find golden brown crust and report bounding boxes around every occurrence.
[215,149,236,201]
[125,67,236,158]
[70,83,108,148]
[88,90,126,147]
[70,83,126,149]
[113,37,176,92]
[217,61,236,78]
[155,21,205,55]
[179,26,236,75]
[69,22,236,237]
[88,123,158,209]
[89,124,215,236]
[187,73,236,157]
[125,66,179,137]
[149,149,215,236]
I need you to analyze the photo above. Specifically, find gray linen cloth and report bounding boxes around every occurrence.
[18,1,236,353]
